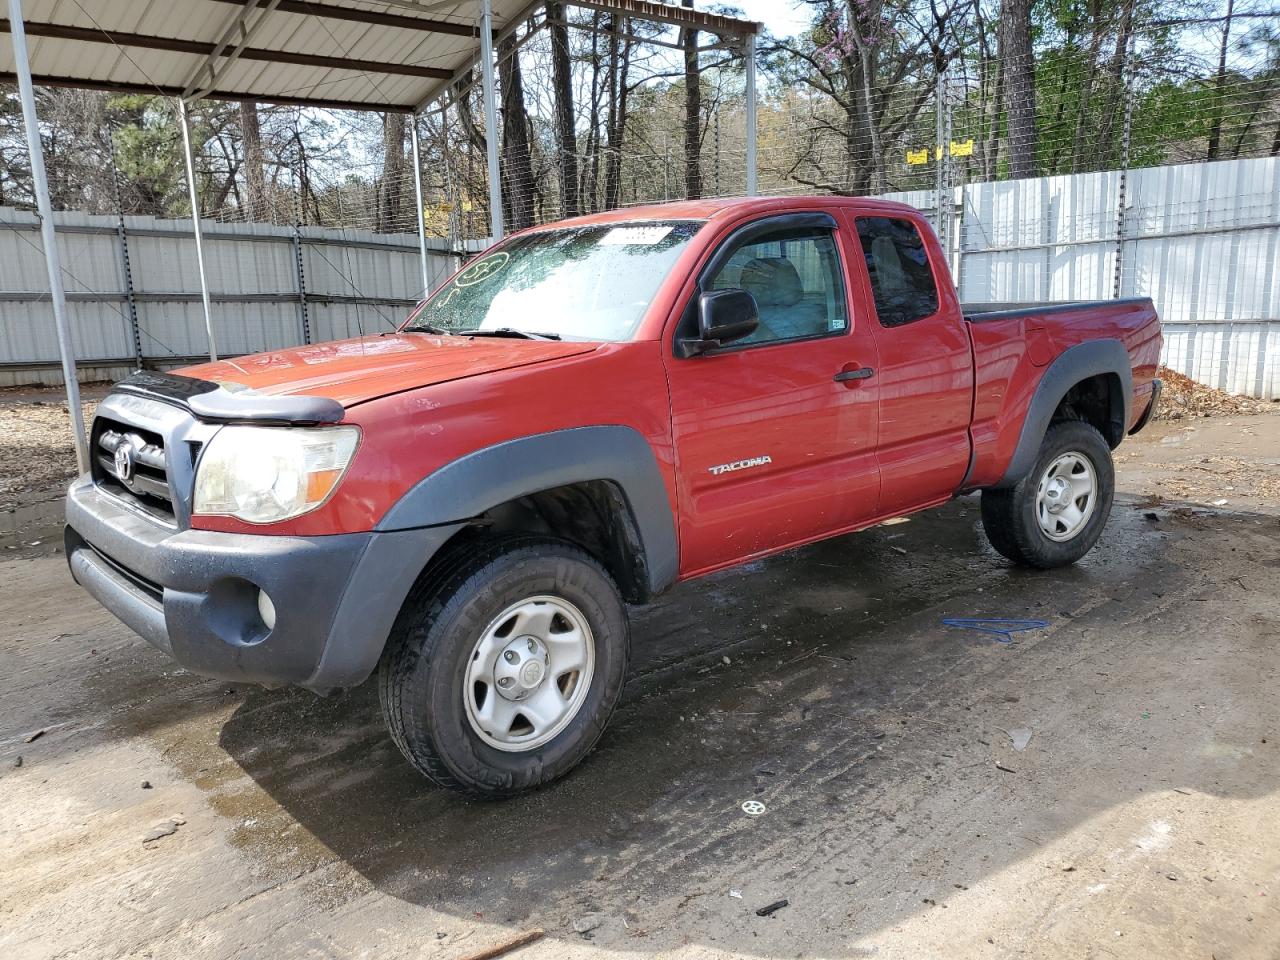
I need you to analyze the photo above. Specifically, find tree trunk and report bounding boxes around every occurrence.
[971,0,1001,181]
[378,112,406,231]
[1094,0,1134,167]
[1069,0,1106,173]
[498,32,535,230]
[681,0,702,199]
[1206,0,1235,160]
[582,11,604,213]
[603,20,632,210]
[999,0,1037,179]
[240,101,266,220]
[547,1,579,218]
[849,23,886,194]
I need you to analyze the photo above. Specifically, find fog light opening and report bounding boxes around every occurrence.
[257,589,277,631]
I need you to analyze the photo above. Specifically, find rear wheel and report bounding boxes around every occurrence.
[379,536,629,796]
[980,420,1115,569]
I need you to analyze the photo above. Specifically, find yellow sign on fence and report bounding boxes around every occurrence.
[906,139,976,164]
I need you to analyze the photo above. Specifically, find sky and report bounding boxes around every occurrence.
[723,0,812,38]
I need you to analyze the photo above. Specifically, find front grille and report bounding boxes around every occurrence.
[91,417,176,521]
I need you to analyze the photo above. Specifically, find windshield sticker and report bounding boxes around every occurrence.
[599,225,674,246]
[454,251,511,287]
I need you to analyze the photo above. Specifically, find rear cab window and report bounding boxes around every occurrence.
[855,217,940,328]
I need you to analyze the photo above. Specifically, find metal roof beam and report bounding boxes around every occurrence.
[569,0,758,36]
[413,0,757,113]
[206,0,481,38]
[414,0,541,112]
[183,0,281,100]
[0,20,453,79]
[0,71,417,111]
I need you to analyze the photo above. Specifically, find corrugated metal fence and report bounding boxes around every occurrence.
[2,156,1277,396]
[892,156,1279,399]
[0,207,473,386]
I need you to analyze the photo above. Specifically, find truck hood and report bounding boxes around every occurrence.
[178,333,600,407]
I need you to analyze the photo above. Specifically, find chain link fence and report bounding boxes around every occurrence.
[1,5,1277,392]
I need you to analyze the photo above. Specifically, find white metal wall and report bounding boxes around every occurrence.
[0,207,469,386]
[4,158,1277,397]
[947,157,1279,399]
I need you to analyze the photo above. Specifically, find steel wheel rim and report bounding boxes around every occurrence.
[1035,451,1097,542]
[463,595,595,753]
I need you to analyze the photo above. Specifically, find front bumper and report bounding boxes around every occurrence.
[65,476,462,691]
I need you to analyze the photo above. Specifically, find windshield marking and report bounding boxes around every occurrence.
[454,251,510,287]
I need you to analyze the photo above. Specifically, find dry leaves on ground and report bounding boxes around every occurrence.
[1155,367,1274,420]
[0,393,98,504]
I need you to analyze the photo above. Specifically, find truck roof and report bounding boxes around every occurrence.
[527,195,921,233]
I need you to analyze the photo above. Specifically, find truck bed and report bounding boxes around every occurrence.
[960,295,1163,490]
[962,298,1154,323]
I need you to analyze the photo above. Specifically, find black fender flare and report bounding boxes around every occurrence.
[995,339,1132,488]
[376,425,679,595]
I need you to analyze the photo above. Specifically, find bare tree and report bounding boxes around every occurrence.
[603,18,634,209]
[499,32,536,229]
[378,112,406,230]
[546,1,580,218]
[681,0,702,199]
[999,0,1037,178]
[240,102,266,220]
[1207,0,1236,160]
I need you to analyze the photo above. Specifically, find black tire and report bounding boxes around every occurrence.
[980,420,1115,569]
[378,535,629,797]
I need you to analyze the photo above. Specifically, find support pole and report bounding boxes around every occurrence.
[934,71,945,237]
[177,98,217,361]
[478,0,503,241]
[8,0,87,472]
[108,137,143,367]
[744,32,757,196]
[1113,29,1136,300]
[409,112,431,297]
[290,169,311,344]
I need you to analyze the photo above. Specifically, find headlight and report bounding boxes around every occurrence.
[193,425,360,523]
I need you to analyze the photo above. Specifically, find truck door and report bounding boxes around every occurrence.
[663,213,881,577]
[847,213,973,515]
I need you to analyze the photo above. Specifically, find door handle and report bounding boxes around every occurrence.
[834,366,875,382]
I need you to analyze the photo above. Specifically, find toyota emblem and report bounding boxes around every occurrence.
[114,440,135,484]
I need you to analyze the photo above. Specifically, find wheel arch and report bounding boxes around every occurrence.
[376,426,679,603]
[994,339,1132,489]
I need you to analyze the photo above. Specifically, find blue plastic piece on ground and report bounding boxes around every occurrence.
[942,618,1050,643]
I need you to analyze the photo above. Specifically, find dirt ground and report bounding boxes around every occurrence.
[2,416,1278,960]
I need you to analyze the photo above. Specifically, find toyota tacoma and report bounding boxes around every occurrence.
[65,197,1162,795]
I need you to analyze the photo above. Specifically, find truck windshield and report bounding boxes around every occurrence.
[403,220,704,341]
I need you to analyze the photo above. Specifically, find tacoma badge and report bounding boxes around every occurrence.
[708,455,772,476]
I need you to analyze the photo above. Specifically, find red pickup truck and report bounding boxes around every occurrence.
[65,197,1162,795]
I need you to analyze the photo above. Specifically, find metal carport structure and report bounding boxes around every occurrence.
[2,0,759,470]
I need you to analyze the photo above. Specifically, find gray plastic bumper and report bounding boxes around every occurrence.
[65,476,462,691]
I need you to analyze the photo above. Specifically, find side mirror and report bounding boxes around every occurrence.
[678,289,760,357]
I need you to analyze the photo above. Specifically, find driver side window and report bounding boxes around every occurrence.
[705,228,849,346]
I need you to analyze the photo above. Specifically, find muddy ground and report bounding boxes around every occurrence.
[1,416,1277,960]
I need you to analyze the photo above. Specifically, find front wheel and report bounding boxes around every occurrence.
[980,420,1115,569]
[379,536,629,796]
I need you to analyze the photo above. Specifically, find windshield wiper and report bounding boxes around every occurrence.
[400,323,453,336]
[459,328,562,341]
